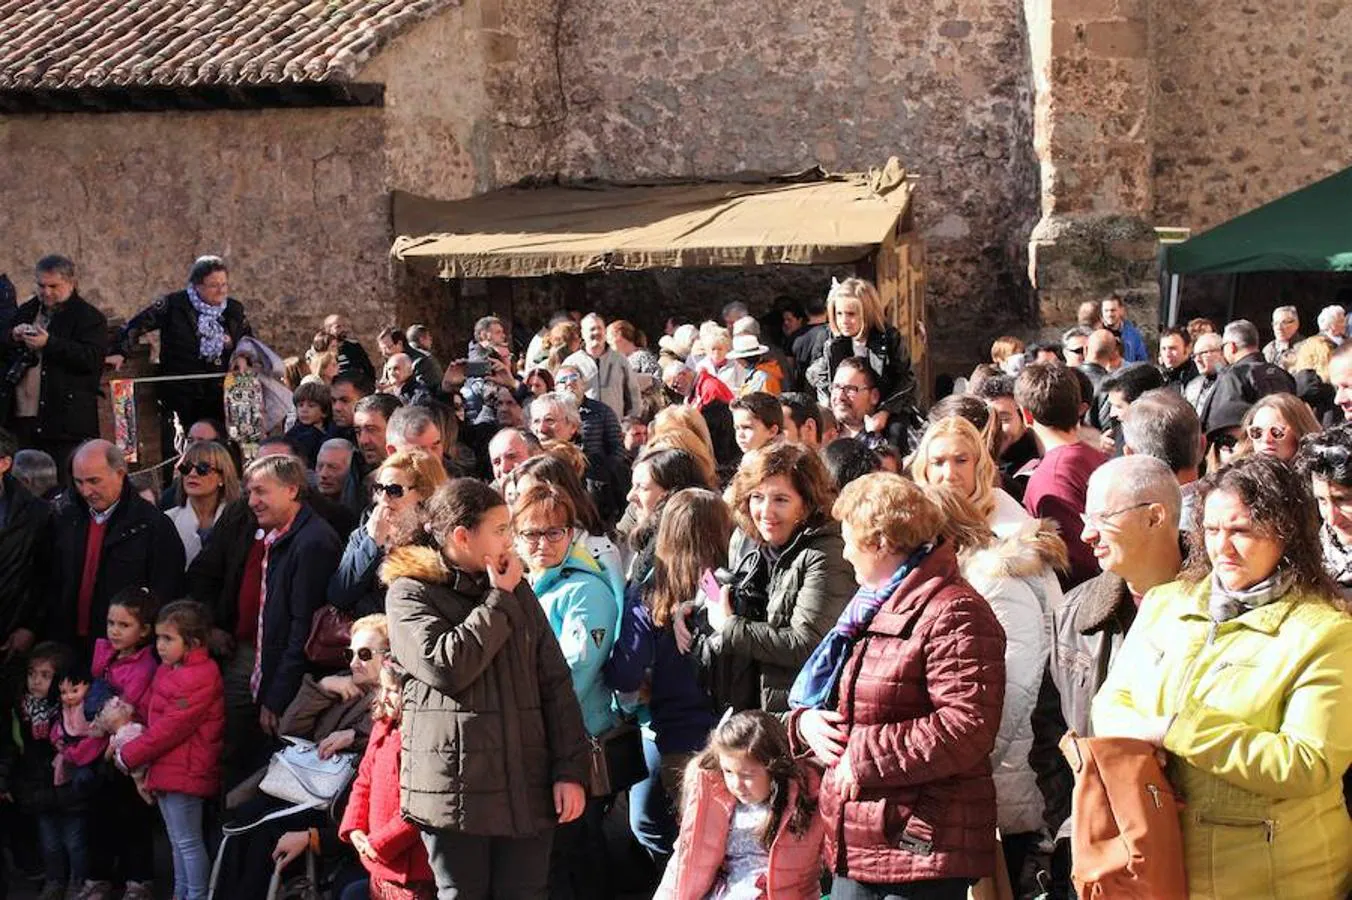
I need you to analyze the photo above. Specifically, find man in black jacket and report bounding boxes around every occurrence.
[0,427,52,676]
[52,440,185,651]
[0,255,108,473]
[1201,319,1297,434]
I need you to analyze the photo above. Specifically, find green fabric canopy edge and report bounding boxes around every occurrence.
[1165,166,1352,275]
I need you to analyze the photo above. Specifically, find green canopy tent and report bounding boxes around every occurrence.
[1161,165,1352,322]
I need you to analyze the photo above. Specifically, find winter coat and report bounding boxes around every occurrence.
[566,348,642,421]
[327,509,386,619]
[6,702,93,814]
[1092,577,1352,900]
[51,478,186,648]
[0,293,108,442]
[164,502,225,567]
[1199,351,1297,434]
[1113,320,1149,364]
[1029,570,1137,840]
[656,763,824,900]
[91,639,158,723]
[789,542,1005,884]
[278,674,376,754]
[119,646,225,798]
[701,521,856,714]
[606,583,717,755]
[531,541,621,737]
[960,523,1067,836]
[0,474,52,641]
[578,395,624,461]
[382,545,590,837]
[338,718,436,887]
[255,505,343,716]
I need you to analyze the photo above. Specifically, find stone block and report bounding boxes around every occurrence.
[1083,20,1148,58]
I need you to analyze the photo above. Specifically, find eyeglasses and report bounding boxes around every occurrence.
[372,482,408,499]
[1081,502,1152,532]
[1247,424,1288,442]
[344,646,390,664]
[177,462,217,477]
[556,374,580,385]
[829,384,865,398]
[517,527,570,545]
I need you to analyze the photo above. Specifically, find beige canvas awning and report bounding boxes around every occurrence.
[390,161,914,279]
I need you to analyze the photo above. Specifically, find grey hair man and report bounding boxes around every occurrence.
[315,438,356,501]
[1203,320,1296,433]
[1264,305,1302,365]
[1121,388,1204,526]
[488,427,541,483]
[1319,305,1347,346]
[1030,454,1184,880]
[385,404,445,462]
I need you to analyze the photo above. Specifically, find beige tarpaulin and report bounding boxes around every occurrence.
[390,160,914,279]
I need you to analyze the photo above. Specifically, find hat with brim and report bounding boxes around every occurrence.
[726,333,770,360]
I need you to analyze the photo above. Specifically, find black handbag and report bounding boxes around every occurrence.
[587,722,646,797]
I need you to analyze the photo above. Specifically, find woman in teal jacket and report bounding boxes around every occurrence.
[512,481,621,900]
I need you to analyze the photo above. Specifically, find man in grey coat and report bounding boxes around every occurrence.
[565,313,641,421]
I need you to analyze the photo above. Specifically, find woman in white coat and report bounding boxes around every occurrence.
[925,483,1067,890]
[164,440,239,565]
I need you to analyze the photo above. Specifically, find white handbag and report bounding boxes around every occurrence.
[259,735,357,807]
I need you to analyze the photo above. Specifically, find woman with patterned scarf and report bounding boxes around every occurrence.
[1297,423,1352,597]
[108,256,252,457]
[1094,454,1352,899]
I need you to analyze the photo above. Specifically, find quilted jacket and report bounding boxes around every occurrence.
[119,646,225,798]
[790,542,1005,884]
[383,545,590,837]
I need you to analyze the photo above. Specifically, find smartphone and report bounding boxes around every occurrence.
[466,359,491,378]
[698,568,722,607]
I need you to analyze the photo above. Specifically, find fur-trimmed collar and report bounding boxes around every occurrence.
[381,545,493,596]
[963,519,1068,585]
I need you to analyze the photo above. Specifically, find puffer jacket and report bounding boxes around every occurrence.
[383,546,590,837]
[119,646,225,798]
[705,520,856,713]
[960,522,1066,836]
[1093,577,1352,900]
[91,638,158,723]
[339,717,435,887]
[656,762,824,900]
[531,540,621,737]
[790,542,1005,884]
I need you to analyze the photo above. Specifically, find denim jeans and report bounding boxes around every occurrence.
[338,877,371,900]
[159,793,210,900]
[37,811,87,885]
[628,736,678,860]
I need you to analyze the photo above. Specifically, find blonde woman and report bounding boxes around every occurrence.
[1294,335,1338,421]
[804,277,915,425]
[308,348,339,384]
[649,406,720,488]
[165,440,240,565]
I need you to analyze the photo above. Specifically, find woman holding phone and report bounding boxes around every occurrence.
[607,488,731,864]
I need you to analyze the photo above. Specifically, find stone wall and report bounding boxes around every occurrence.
[1152,0,1352,230]
[382,0,1043,375]
[0,107,394,359]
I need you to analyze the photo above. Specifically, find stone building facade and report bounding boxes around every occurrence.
[1,0,1349,377]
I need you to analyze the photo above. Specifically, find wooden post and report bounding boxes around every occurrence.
[874,226,930,407]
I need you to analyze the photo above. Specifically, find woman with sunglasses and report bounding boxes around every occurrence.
[164,440,239,565]
[329,449,447,619]
[510,481,620,899]
[1235,392,1322,462]
[216,614,390,898]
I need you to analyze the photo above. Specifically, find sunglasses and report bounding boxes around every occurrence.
[344,646,390,664]
[1213,434,1240,452]
[372,482,408,499]
[1247,425,1288,442]
[177,462,217,477]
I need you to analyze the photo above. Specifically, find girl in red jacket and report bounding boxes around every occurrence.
[657,710,824,900]
[118,601,225,900]
[339,659,436,900]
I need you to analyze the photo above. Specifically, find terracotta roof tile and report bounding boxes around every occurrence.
[0,0,460,90]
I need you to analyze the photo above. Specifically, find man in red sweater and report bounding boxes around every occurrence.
[1015,363,1110,589]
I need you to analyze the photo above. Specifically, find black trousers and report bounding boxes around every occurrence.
[89,773,157,885]
[421,828,554,900]
[9,417,81,484]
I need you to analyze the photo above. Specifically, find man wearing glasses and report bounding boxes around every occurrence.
[1061,326,1091,368]
[1184,332,1226,419]
[1263,306,1303,367]
[829,357,906,452]
[1030,455,1184,900]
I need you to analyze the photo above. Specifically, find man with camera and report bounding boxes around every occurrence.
[0,255,108,475]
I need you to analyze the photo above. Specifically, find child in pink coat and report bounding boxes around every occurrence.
[119,601,225,900]
[657,711,824,900]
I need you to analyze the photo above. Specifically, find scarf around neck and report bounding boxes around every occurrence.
[789,543,932,710]
[186,282,228,364]
[1208,567,1295,623]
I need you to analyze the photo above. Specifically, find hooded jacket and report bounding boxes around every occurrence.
[92,638,158,724]
[382,545,590,837]
[119,646,225,798]
[1093,577,1352,900]
[339,717,435,887]
[960,522,1067,836]
[700,520,856,713]
[789,542,1006,884]
[656,763,824,900]
[530,540,621,737]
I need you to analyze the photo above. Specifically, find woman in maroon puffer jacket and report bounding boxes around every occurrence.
[788,473,1007,899]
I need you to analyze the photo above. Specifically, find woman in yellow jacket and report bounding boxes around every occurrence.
[1092,453,1352,900]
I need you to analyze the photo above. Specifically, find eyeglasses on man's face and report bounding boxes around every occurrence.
[1081,501,1151,532]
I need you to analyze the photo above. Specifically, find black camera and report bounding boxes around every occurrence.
[2,348,38,387]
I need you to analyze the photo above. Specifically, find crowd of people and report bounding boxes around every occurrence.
[2,252,1352,900]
